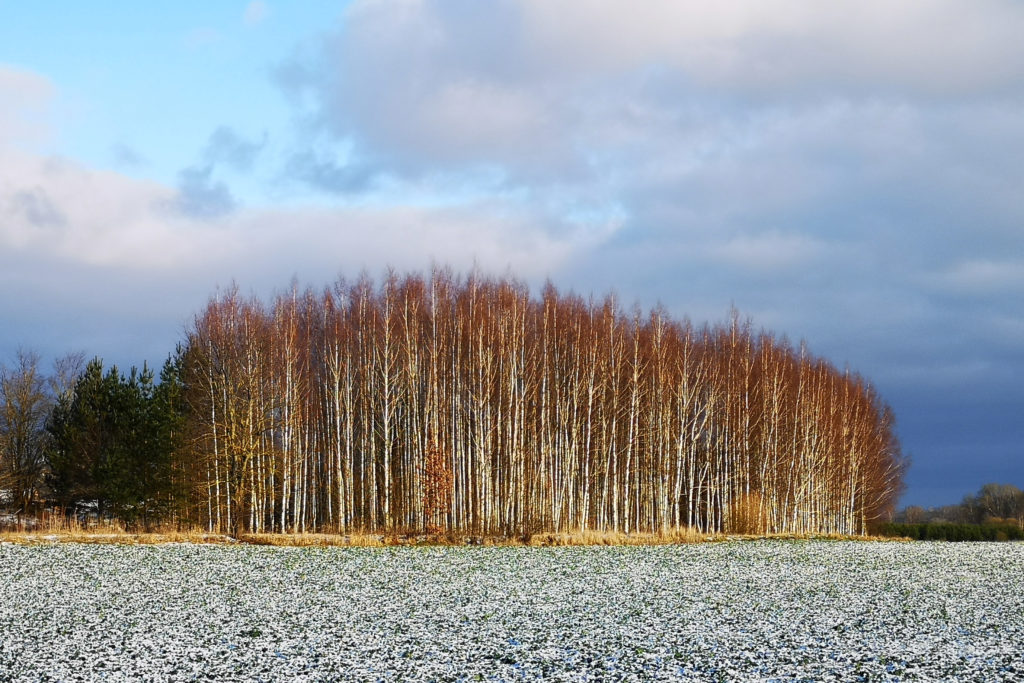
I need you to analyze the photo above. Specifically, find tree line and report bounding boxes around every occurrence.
[879,521,1023,542]
[883,481,1024,542]
[897,483,1024,527]
[1,268,906,536]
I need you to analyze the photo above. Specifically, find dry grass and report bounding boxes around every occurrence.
[727,493,766,535]
[0,517,233,546]
[0,517,900,547]
[238,532,388,548]
[524,527,710,546]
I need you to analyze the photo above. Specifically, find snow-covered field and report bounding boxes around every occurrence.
[0,541,1021,681]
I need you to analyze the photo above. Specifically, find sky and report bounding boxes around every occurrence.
[1,1,1021,508]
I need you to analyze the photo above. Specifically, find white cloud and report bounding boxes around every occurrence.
[0,144,591,278]
[234,201,595,283]
[0,65,55,146]
[0,63,572,277]
[0,149,201,268]
[291,0,1024,214]
[244,1,269,26]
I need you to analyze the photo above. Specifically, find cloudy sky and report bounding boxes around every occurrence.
[2,1,1022,507]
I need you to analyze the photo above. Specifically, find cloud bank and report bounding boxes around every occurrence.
[2,1,1023,505]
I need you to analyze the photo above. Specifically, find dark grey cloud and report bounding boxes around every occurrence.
[163,127,263,219]
[284,149,375,194]
[202,126,265,173]
[8,187,66,228]
[171,164,235,219]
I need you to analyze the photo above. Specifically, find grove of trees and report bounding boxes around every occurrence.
[46,357,187,528]
[2,268,909,537]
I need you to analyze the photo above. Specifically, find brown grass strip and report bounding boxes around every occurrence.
[0,521,903,547]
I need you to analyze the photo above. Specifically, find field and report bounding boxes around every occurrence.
[0,541,1021,681]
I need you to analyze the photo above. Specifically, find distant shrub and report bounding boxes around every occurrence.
[879,522,1023,542]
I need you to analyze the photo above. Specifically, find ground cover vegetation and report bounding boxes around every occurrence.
[0,541,1020,680]
[880,521,1024,542]
[2,268,906,537]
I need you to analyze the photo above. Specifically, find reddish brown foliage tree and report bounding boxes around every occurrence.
[178,268,906,536]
